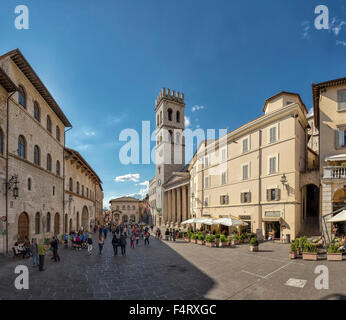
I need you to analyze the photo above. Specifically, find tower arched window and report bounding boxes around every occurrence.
[46,153,52,171]
[35,212,40,234]
[28,178,32,191]
[157,115,159,128]
[34,145,40,165]
[176,111,180,123]
[47,212,51,232]
[34,101,41,122]
[0,128,4,155]
[168,108,173,121]
[47,115,52,133]
[18,135,26,159]
[56,126,60,142]
[169,130,173,144]
[56,160,60,176]
[69,178,73,192]
[18,85,26,108]
[77,182,80,194]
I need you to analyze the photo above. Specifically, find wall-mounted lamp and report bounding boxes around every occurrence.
[280,174,287,186]
[6,175,19,199]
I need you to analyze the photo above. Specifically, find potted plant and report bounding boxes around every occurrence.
[302,242,318,261]
[191,233,197,244]
[215,234,221,247]
[197,234,205,245]
[289,242,297,259]
[327,243,343,261]
[242,233,250,244]
[232,234,240,245]
[219,234,228,247]
[205,235,214,247]
[293,238,300,256]
[299,236,307,254]
[250,237,259,252]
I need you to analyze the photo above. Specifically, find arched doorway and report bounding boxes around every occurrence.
[130,215,136,223]
[82,206,89,231]
[76,212,80,231]
[301,184,320,236]
[18,212,29,243]
[64,214,68,233]
[54,213,60,235]
[69,218,73,233]
[122,215,128,224]
[332,185,346,235]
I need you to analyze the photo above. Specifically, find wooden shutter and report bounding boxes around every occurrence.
[240,193,244,203]
[275,188,281,201]
[335,130,340,148]
[248,192,251,203]
[220,196,223,205]
[266,189,270,201]
[226,195,229,204]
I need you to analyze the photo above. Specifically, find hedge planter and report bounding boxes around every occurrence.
[250,245,258,252]
[219,241,229,248]
[197,240,204,245]
[205,242,214,247]
[302,253,318,261]
[289,251,297,259]
[327,253,343,261]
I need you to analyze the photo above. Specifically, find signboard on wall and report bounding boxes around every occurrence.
[264,211,281,217]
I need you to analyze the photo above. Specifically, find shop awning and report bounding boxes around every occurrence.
[213,217,248,227]
[325,154,346,162]
[327,210,346,223]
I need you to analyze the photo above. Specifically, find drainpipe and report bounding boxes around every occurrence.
[5,90,17,254]
[63,126,73,233]
[258,130,262,240]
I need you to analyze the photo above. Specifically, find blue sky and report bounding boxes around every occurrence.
[1,0,346,207]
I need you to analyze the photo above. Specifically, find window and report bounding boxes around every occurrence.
[267,188,281,201]
[77,182,80,194]
[337,89,346,111]
[122,205,125,210]
[242,164,249,180]
[47,115,52,133]
[204,197,209,206]
[18,85,26,108]
[28,178,31,191]
[35,212,40,234]
[269,126,277,143]
[34,145,40,165]
[176,111,180,123]
[0,128,4,155]
[127,205,130,210]
[168,108,173,121]
[204,156,209,168]
[269,156,277,174]
[242,138,249,153]
[160,111,162,124]
[335,129,346,148]
[46,153,52,171]
[53,186,55,196]
[56,160,60,176]
[157,115,159,127]
[86,188,89,198]
[133,205,135,210]
[56,126,60,141]
[18,135,26,159]
[221,171,227,185]
[176,132,180,144]
[241,192,251,203]
[69,178,73,192]
[34,102,40,122]
[205,176,209,188]
[220,195,229,205]
[221,148,227,162]
[47,212,51,232]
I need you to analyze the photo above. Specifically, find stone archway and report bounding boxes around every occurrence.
[130,214,136,223]
[82,206,89,231]
[301,184,320,236]
[332,184,346,211]
[18,212,29,243]
[54,213,60,235]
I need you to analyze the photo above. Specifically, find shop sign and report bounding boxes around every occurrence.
[265,211,281,217]
[239,215,251,220]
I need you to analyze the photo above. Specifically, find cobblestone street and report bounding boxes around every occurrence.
[0,234,345,300]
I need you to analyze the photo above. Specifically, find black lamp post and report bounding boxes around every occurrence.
[6,175,19,199]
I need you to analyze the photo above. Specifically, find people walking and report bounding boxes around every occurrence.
[50,236,60,262]
[30,238,39,267]
[112,234,119,256]
[144,231,150,245]
[120,233,127,256]
[165,228,169,241]
[98,234,104,255]
[130,233,135,249]
[135,231,139,245]
[37,242,46,271]
[103,227,108,239]
[87,234,93,255]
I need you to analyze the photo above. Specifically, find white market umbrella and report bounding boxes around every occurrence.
[198,218,215,225]
[213,217,248,227]
[181,218,205,225]
[327,210,346,223]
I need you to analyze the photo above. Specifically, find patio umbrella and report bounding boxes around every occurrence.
[198,218,215,225]
[327,210,346,223]
[181,218,206,224]
[213,217,248,227]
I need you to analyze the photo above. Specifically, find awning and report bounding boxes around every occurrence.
[327,210,346,223]
[213,217,248,227]
[181,218,206,225]
[325,154,346,162]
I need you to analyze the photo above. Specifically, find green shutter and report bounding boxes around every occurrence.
[335,130,340,149]
[266,189,270,201]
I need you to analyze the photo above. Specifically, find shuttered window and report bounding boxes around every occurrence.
[242,138,249,153]
[338,90,346,111]
[221,171,227,185]
[241,192,251,203]
[269,127,277,143]
[335,129,346,148]
[205,176,209,188]
[269,156,277,174]
[242,164,249,180]
[220,195,229,205]
[266,188,281,201]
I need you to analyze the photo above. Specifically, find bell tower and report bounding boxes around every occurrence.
[154,88,185,214]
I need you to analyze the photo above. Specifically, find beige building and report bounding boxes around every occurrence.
[313,77,346,240]
[64,148,103,233]
[188,92,316,241]
[109,196,141,224]
[0,49,103,253]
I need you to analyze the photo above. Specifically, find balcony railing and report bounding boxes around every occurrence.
[323,166,346,179]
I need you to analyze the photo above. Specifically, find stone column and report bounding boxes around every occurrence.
[182,185,187,222]
[168,190,172,226]
[187,185,190,219]
[177,187,182,226]
[172,189,177,225]
[164,191,168,226]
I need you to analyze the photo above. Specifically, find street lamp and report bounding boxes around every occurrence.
[6,175,19,199]
[280,174,287,186]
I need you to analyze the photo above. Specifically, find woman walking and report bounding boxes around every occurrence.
[87,234,93,255]
[98,234,104,255]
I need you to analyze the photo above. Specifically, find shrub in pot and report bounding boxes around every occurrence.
[327,243,343,261]
[215,234,221,246]
[302,242,318,260]
[205,235,214,247]
[191,233,197,244]
[299,236,307,254]
[233,234,240,245]
[289,242,297,259]
[294,238,300,256]
[250,237,259,252]
[197,234,205,245]
[242,233,250,243]
[219,234,228,247]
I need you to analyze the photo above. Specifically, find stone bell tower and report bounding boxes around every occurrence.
[154,88,185,214]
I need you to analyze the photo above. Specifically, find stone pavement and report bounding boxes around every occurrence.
[0,234,345,300]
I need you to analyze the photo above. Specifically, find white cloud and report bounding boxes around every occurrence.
[331,18,346,36]
[137,180,149,187]
[84,131,96,136]
[336,40,346,47]
[184,116,191,128]
[191,105,205,112]
[115,173,140,182]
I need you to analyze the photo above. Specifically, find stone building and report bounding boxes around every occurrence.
[109,196,141,224]
[0,49,103,253]
[313,77,346,240]
[64,148,103,233]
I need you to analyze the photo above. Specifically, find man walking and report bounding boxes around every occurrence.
[112,234,119,256]
[30,238,39,267]
[50,236,60,262]
[120,233,127,256]
[144,231,150,246]
[37,242,46,271]
[103,226,108,239]
[87,234,93,255]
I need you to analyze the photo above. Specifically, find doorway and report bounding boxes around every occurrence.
[18,212,29,243]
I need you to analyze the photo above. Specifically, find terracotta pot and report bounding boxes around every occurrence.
[205,242,214,247]
[232,240,239,245]
[327,253,343,261]
[193,239,197,244]
[243,238,250,244]
[219,241,228,247]
[197,240,204,245]
[215,239,220,246]
[302,252,318,261]
[296,250,300,256]
[289,251,297,259]
[250,245,258,252]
